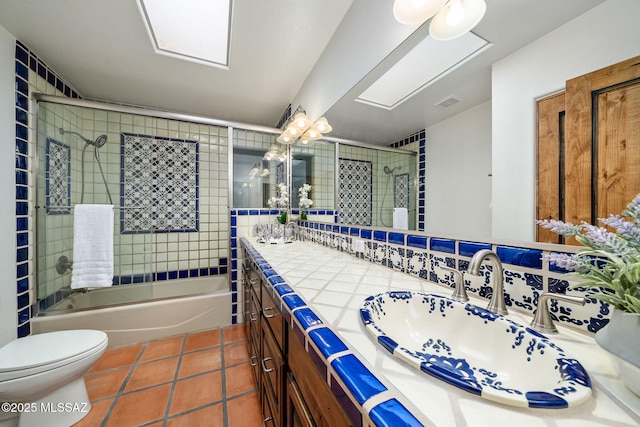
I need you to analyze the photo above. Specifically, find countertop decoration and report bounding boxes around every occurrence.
[298,183,313,220]
[267,183,289,224]
[537,193,640,396]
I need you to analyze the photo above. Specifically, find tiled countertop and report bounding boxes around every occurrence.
[243,238,640,426]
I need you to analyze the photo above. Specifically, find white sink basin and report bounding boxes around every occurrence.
[360,291,592,408]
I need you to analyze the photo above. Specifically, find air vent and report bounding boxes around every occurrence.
[434,95,462,109]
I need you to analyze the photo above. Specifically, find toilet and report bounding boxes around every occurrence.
[0,329,108,427]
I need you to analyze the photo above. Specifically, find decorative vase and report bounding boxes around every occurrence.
[595,308,640,396]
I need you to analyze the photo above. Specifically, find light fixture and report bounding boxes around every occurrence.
[392,0,487,41]
[393,0,448,25]
[429,0,486,41]
[276,106,332,146]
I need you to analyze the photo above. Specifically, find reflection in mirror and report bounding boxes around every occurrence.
[232,130,285,209]
[292,140,335,210]
[338,144,416,230]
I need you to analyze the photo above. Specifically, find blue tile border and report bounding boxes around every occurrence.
[369,399,424,427]
[331,354,388,405]
[15,40,82,336]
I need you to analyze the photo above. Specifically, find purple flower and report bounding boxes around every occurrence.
[543,253,578,271]
[600,215,640,240]
[536,219,582,237]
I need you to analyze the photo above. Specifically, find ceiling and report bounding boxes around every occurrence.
[0,0,605,145]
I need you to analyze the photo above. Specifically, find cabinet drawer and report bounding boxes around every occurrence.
[262,284,284,349]
[248,339,261,393]
[262,322,284,424]
[287,372,316,427]
[288,329,353,427]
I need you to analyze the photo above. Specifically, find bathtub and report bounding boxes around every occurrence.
[31,276,232,347]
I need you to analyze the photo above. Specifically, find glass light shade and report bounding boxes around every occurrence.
[312,117,333,133]
[429,0,486,41]
[292,112,311,130]
[298,136,315,147]
[277,134,295,145]
[302,129,322,141]
[284,126,300,138]
[393,0,448,25]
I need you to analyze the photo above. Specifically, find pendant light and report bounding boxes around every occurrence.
[393,0,448,25]
[429,0,487,41]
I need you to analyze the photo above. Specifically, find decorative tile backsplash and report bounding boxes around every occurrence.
[121,133,199,233]
[338,158,372,226]
[394,172,410,209]
[45,137,71,215]
[296,221,611,335]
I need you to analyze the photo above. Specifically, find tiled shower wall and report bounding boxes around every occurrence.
[338,144,417,228]
[292,139,334,209]
[14,41,230,335]
[36,101,230,311]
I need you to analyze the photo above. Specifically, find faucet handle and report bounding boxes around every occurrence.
[440,266,469,303]
[529,292,586,334]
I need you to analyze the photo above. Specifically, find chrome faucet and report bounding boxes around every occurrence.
[441,266,469,303]
[529,293,585,334]
[467,249,508,315]
[284,221,298,243]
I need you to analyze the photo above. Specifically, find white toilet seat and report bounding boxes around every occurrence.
[0,330,108,382]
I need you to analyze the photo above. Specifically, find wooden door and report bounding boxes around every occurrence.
[537,92,566,243]
[564,55,640,226]
[595,82,640,219]
[536,56,640,242]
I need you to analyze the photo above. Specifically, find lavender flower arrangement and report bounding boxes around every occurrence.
[537,194,640,315]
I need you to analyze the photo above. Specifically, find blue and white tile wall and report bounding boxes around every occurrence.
[338,158,373,226]
[15,40,82,337]
[16,41,231,331]
[296,221,611,334]
[390,130,426,231]
[36,101,230,311]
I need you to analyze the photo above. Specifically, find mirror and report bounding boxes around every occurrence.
[338,144,416,230]
[291,140,335,211]
[232,130,287,209]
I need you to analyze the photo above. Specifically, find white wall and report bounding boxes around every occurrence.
[492,0,640,241]
[0,24,17,347]
[425,101,492,238]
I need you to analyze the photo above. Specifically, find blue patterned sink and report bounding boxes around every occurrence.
[360,291,592,408]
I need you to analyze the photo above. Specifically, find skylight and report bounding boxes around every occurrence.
[355,32,491,110]
[138,0,232,69]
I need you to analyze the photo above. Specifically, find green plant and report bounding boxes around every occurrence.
[537,194,640,315]
[277,211,287,224]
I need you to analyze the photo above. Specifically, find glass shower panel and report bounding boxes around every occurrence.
[36,101,154,312]
[36,101,229,313]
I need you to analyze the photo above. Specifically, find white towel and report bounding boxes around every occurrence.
[393,207,409,230]
[71,204,114,288]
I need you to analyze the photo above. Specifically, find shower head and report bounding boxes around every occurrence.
[59,128,108,148]
[384,166,401,175]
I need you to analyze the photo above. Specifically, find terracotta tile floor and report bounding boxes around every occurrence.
[74,325,263,427]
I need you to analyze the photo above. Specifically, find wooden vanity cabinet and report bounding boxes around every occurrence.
[244,262,286,426]
[243,256,352,427]
[287,328,352,427]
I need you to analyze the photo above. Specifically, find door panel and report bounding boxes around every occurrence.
[537,92,565,243]
[536,56,640,242]
[596,83,640,220]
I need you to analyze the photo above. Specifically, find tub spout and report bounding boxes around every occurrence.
[467,249,508,315]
